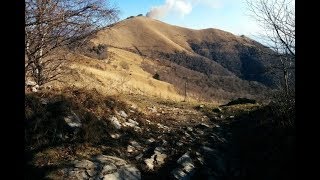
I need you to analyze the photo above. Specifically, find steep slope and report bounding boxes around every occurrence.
[91,16,279,88]
[57,47,186,101]
[48,16,278,104]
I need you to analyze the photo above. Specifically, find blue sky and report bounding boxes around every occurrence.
[112,0,262,39]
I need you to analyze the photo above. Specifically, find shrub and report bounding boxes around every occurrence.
[25,94,75,148]
[84,44,108,60]
[83,117,109,145]
[153,73,160,80]
[126,16,135,19]
[269,90,295,127]
[119,61,129,70]
[223,98,256,106]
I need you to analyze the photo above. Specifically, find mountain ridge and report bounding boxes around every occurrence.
[58,16,280,102]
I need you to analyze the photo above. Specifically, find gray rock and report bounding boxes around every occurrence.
[202,146,216,153]
[110,133,121,139]
[118,165,141,180]
[172,152,196,179]
[98,156,141,179]
[119,110,128,118]
[26,80,37,86]
[177,152,193,167]
[68,170,89,179]
[133,126,142,132]
[127,145,135,153]
[154,147,166,154]
[197,156,205,165]
[187,127,193,132]
[184,132,191,138]
[176,142,184,146]
[101,164,117,174]
[135,153,143,161]
[62,156,141,180]
[146,138,155,144]
[200,123,210,128]
[130,140,142,149]
[162,139,168,146]
[64,110,82,128]
[155,152,167,165]
[128,119,139,126]
[74,159,96,169]
[95,155,127,166]
[130,104,138,109]
[40,98,48,105]
[144,157,154,170]
[102,172,120,180]
[147,107,157,113]
[183,163,195,174]
[124,122,137,127]
[31,85,39,92]
[86,169,96,177]
[144,149,167,170]
[109,116,122,129]
[171,168,188,180]
[195,130,204,135]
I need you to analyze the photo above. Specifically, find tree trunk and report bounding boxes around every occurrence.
[284,69,289,96]
[184,79,187,102]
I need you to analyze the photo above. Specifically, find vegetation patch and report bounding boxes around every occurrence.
[222,97,257,106]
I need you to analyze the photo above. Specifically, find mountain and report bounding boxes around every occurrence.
[91,16,279,85]
[60,16,280,103]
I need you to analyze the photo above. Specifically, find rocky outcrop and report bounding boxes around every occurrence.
[58,155,141,180]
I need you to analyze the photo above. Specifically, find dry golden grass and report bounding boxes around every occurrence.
[91,16,253,55]
[51,47,187,102]
[47,16,256,104]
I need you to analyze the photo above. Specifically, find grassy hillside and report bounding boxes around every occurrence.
[83,16,277,102]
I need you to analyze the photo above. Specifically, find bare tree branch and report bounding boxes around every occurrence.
[246,0,295,95]
[25,0,119,86]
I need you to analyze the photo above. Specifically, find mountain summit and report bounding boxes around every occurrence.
[62,16,280,102]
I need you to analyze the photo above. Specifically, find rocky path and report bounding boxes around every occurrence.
[26,97,256,180]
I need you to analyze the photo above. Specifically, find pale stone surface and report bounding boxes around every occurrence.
[119,110,128,118]
[110,133,121,139]
[144,147,167,170]
[74,159,96,169]
[127,145,135,153]
[128,119,139,126]
[64,110,82,128]
[109,116,122,129]
[62,155,141,179]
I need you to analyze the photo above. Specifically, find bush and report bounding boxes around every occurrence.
[126,16,135,19]
[137,14,143,16]
[153,73,160,80]
[84,44,108,60]
[83,117,109,145]
[119,61,129,70]
[223,98,256,106]
[269,90,295,127]
[25,94,75,148]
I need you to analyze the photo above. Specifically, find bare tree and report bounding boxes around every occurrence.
[25,0,119,86]
[246,0,295,95]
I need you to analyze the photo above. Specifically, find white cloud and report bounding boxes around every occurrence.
[146,0,227,19]
[146,0,192,19]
